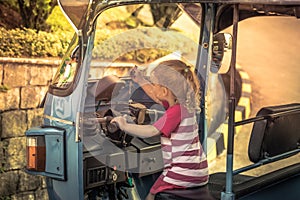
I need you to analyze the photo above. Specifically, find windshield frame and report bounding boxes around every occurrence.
[49,2,204,97]
[48,34,82,96]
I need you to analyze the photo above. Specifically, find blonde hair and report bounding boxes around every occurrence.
[150,60,201,111]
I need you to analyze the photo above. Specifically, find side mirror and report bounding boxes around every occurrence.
[211,33,232,74]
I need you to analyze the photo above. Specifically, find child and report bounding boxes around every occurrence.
[111,60,209,200]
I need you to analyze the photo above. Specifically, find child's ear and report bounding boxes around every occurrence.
[162,87,169,96]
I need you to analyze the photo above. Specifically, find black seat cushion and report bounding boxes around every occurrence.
[155,185,214,200]
[248,103,300,163]
[208,173,253,199]
[208,163,300,199]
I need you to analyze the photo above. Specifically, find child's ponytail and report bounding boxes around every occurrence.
[151,60,201,111]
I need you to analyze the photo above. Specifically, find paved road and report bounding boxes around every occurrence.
[210,16,300,174]
[238,16,300,113]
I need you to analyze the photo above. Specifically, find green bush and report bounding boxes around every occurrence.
[46,6,73,32]
[0,5,73,58]
[92,27,197,63]
[0,27,73,57]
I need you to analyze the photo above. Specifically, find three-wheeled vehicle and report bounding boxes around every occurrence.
[25,0,300,199]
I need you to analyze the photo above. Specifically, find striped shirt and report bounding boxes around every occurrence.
[151,104,209,194]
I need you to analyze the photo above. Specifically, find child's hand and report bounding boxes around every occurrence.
[111,116,127,130]
[130,65,145,84]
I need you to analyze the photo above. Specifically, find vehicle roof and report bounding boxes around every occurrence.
[91,0,300,5]
[58,0,300,34]
[205,0,300,3]
[58,0,300,4]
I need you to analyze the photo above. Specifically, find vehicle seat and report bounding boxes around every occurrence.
[95,75,125,101]
[248,103,300,162]
[208,103,300,199]
[155,185,214,200]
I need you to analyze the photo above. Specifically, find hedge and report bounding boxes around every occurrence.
[0,27,73,57]
[92,27,198,63]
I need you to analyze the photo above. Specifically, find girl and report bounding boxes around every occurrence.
[112,60,209,200]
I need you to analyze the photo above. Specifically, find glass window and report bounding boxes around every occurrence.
[84,3,202,115]
[51,35,79,90]
[90,3,201,79]
[82,3,203,151]
[81,4,204,183]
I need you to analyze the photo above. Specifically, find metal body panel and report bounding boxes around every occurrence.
[57,0,300,38]
[42,35,95,200]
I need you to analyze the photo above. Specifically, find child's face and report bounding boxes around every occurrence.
[152,83,166,101]
[150,76,173,101]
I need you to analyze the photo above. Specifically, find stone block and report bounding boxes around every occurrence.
[3,63,28,88]
[20,86,41,109]
[27,109,44,129]
[20,86,48,109]
[41,177,47,188]
[0,114,2,138]
[3,137,26,170]
[0,87,20,111]
[1,110,27,138]
[1,140,7,166]
[0,170,19,196]
[0,63,3,85]
[11,192,35,200]
[18,171,41,192]
[0,141,3,165]
[35,189,49,200]
[30,66,53,86]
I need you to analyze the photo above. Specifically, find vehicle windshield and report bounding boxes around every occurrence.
[89,3,201,79]
[50,3,204,93]
[88,3,202,111]
[81,3,209,173]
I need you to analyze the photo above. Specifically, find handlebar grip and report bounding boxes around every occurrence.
[107,122,119,133]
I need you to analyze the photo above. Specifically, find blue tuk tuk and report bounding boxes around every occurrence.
[25,0,300,199]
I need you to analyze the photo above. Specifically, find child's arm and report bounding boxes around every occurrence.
[131,67,162,104]
[111,116,160,138]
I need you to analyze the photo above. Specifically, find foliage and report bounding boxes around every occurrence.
[0,196,11,200]
[92,27,196,64]
[1,0,18,10]
[0,4,74,58]
[46,6,73,32]
[0,27,73,57]
[17,0,57,31]
[0,3,184,59]
[89,4,194,64]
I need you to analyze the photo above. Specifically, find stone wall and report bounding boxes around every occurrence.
[0,57,60,200]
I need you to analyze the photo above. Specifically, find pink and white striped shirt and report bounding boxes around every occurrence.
[151,104,209,194]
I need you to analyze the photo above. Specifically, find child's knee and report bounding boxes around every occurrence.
[146,193,155,200]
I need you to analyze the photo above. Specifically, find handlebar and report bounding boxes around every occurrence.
[107,121,119,134]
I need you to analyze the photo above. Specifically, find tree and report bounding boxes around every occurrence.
[150,3,181,28]
[17,0,57,31]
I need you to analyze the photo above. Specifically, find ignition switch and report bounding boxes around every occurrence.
[110,171,118,182]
